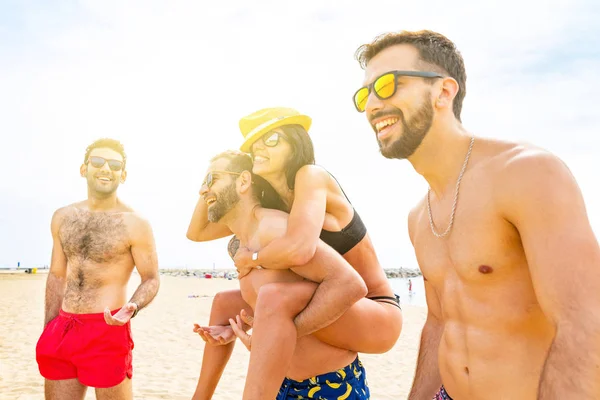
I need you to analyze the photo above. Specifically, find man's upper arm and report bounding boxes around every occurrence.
[407,203,422,247]
[227,236,240,260]
[131,215,159,281]
[423,280,444,321]
[49,209,68,278]
[407,202,443,320]
[500,151,600,324]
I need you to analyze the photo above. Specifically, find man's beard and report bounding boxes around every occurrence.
[208,183,240,223]
[87,174,119,198]
[379,97,434,160]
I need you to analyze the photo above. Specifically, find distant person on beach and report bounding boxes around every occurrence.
[36,138,160,400]
[353,29,600,399]
[408,279,413,292]
[192,150,370,399]
[187,107,402,399]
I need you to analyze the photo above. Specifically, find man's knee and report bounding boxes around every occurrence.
[212,290,232,308]
[211,290,243,312]
[209,290,243,324]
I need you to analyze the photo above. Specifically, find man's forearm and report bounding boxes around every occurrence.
[44,272,66,327]
[538,325,600,398]
[292,273,366,337]
[129,277,160,310]
[408,317,444,400]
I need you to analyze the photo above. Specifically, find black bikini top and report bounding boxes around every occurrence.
[319,172,367,255]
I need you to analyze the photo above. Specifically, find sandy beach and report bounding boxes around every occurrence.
[0,272,426,400]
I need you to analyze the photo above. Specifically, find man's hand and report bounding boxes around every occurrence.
[229,309,254,351]
[193,324,236,346]
[104,303,137,326]
[233,247,258,279]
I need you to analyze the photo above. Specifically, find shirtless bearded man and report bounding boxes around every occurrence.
[353,30,600,399]
[35,138,160,400]
[198,150,370,399]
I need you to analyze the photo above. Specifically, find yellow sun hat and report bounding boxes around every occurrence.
[239,107,312,153]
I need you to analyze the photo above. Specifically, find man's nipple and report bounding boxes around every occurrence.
[478,265,493,274]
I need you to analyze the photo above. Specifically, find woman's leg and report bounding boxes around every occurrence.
[241,281,318,400]
[311,297,403,353]
[191,289,252,400]
[241,285,403,399]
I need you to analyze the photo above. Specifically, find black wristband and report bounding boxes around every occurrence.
[131,302,139,318]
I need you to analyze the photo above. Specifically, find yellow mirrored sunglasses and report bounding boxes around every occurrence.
[353,70,444,113]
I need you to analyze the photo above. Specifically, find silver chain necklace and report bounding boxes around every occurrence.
[426,135,475,238]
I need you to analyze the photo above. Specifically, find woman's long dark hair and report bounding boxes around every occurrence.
[254,173,288,212]
[250,124,315,210]
[278,124,315,190]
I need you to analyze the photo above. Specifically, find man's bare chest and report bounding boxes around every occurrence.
[60,211,130,263]
[413,199,526,285]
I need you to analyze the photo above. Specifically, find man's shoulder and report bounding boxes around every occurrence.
[489,141,576,216]
[255,207,288,222]
[123,210,153,234]
[254,207,288,243]
[408,197,426,225]
[407,197,427,244]
[492,141,567,186]
[480,136,548,163]
[52,202,82,222]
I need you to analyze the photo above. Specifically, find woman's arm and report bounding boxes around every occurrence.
[235,165,329,269]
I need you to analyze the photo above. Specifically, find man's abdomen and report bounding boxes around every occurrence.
[439,316,554,399]
[63,260,134,313]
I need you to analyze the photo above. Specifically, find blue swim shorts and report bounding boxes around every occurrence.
[276,356,369,399]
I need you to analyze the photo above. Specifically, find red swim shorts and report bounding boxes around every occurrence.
[36,309,134,388]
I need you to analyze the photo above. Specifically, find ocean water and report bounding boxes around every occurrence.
[388,276,426,308]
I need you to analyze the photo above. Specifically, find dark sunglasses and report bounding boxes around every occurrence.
[259,131,286,148]
[353,70,444,112]
[202,170,241,189]
[87,156,124,171]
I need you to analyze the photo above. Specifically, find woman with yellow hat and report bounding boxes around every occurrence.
[187,107,403,398]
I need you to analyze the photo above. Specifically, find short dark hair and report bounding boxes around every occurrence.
[210,150,287,212]
[355,30,467,121]
[210,150,253,173]
[278,125,315,190]
[84,138,127,166]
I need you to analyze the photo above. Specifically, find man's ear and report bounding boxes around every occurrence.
[80,164,87,177]
[239,170,252,193]
[435,76,459,112]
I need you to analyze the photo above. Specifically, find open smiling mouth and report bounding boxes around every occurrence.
[374,117,400,138]
[253,155,269,163]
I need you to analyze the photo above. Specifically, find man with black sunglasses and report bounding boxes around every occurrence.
[35,138,160,400]
[354,30,600,399]
[192,150,370,399]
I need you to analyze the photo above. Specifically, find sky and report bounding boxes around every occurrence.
[1,0,599,271]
